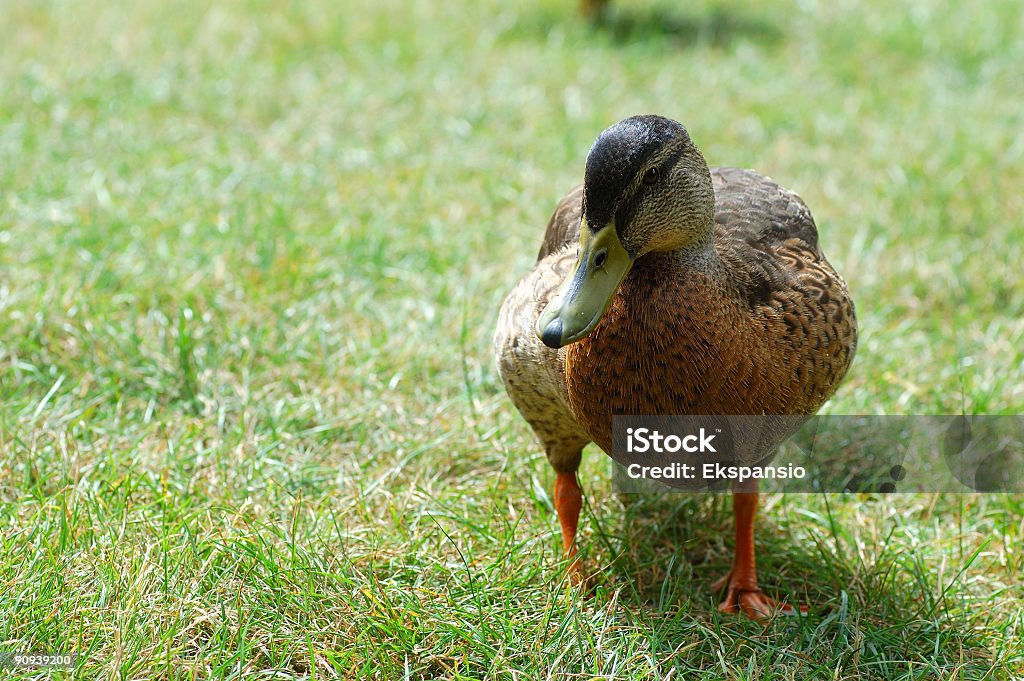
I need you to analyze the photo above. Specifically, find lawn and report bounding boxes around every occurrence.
[1,0,1022,677]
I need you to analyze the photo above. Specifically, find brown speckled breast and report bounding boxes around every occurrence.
[564,244,856,455]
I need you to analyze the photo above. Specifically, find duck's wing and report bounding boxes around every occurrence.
[494,185,591,473]
[712,166,821,257]
[537,184,584,262]
[710,166,858,408]
[711,166,840,310]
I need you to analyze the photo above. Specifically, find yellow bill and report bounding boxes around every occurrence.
[536,220,635,349]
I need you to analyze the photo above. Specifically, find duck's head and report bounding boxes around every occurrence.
[537,115,714,349]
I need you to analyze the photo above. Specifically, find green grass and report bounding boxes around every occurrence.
[1,0,1023,677]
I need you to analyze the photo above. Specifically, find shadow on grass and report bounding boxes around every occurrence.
[596,6,784,48]
[504,4,784,50]
[583,494,1002,676]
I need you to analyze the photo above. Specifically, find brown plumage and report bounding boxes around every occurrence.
[494,115,857,618]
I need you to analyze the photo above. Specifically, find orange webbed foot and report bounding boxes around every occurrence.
[712,571,801,620]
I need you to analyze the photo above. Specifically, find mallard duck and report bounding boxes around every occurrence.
[494,115,857,619]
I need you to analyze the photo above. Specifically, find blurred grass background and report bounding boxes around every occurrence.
[1,0,1022,677]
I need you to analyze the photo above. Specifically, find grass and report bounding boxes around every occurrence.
[1,0,1023,677]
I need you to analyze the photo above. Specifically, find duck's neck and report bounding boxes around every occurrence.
[631,233,725,291]
[661,231,718,269]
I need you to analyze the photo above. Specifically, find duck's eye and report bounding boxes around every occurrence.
[593,249,608,269]
[642,166,659,186]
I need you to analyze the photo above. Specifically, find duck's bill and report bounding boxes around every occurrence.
[536,221,634,349]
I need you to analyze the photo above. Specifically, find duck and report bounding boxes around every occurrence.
[493,115,857,619]
[581,0,609,20]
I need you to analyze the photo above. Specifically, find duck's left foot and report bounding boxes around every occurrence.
[712,571,800,620]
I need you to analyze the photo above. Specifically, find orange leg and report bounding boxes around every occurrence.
[554,471,583,584]
[714,480,795,619]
